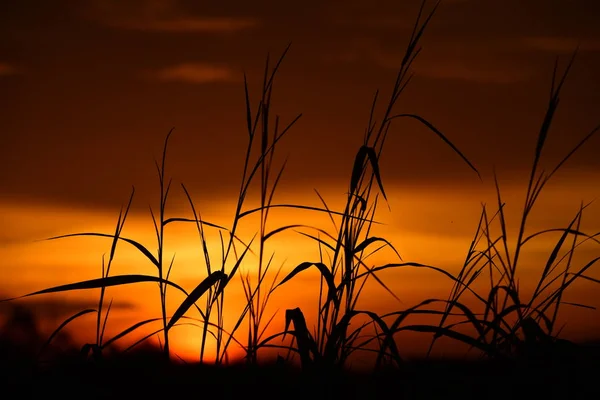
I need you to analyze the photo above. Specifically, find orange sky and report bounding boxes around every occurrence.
[1,0,600,363]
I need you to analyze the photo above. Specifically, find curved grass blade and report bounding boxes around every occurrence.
[388,113,480,179]
[283,307,318,369]
[295,231,337,252]
[561,301,596,310]
[350,145,387,200]
[577,274,600,284]
[222,235,255,288]
[397,324,499,356]
[531,212,582,300]
[238,203,383,223]
[162,217,230,231]
[355,263,402,304]
[38,308,96,359]
[275,262,338,307]
[47,233,160,268]
[314,188,338,231]
[521,228,600,247]
[354,236,401,260]
[263,224,330,242]
[123,322,201,354]
[1,274,189,302]
[167,270,226,331]
[101,317,163,349]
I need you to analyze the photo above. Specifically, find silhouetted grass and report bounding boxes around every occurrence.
[423,54,600,365]
[1,0,600,397]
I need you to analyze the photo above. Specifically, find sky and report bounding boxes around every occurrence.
[1,0,600,363]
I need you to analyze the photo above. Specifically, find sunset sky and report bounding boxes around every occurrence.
[1,0,600,362]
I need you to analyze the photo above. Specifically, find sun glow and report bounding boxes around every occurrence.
[2,173,600,362]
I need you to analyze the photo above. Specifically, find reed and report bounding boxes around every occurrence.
[1,2,598,391]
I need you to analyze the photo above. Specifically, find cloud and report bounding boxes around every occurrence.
[331,15,414,31]
[83,0,258,33]
[324,37,529,84]
[117,16,258,33]
[523,36,600,53]
[146,63,239,84]
[0,296,135,320]
[414,60,530,84]
[0,62,18,76]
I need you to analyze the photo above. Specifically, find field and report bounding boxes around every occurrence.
[1,1,600,398]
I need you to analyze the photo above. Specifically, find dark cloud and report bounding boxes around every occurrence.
[0,0,599,210]
[414,59,530,84]
[80,0,259,33]
[145,62,241,84]
[323,36,534,84]
[523,36,600,53]
[0,296,135,321]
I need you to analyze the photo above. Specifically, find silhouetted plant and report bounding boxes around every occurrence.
[253,0,480,372]
[1,1,599,381]
[423,54,600,362]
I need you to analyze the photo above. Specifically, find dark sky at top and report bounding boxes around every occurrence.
[1,0,600,210]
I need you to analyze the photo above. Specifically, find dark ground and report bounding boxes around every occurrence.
[1,344,599,399]
[1,305,599,399]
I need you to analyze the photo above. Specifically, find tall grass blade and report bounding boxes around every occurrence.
[1,274,189,302]
[275,262,339,307]
[38,308,96,360]
[47,233,160,268]
[167,271,227,331]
